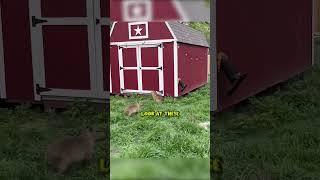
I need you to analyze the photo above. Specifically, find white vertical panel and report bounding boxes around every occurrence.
[137,46,143,92]
[110,64,112,93]
[173,41,178,97]
[93,0,109,98]
[28,0,43,101]
[158,45,164,96]
[118,47,124,93]
[0,3,6,98]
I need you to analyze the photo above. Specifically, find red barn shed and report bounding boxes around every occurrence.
[110,21,209,97]
[0,0,109,106]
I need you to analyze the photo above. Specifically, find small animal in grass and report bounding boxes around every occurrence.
[46,127,97,174]
[124,103,142,116]
[199,121,210,130]
[151,91,164,103]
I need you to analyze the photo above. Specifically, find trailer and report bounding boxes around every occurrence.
[110,21,209,97]
[0,0,109,108]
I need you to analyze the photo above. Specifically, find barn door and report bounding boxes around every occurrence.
[118,44,164,95]
[118,46,139,93]
[140,45,164,95]
[29,0,98,100]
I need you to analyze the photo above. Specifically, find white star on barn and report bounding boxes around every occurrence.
[134,26,143,35]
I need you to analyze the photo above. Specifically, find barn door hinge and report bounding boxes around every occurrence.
[158,90,163,94]
[158,44,164,48]
[32,16,48,27]
[96,18,100,25]
[120,66,124,70]
[36,84,52,95]
[157,67,163,70]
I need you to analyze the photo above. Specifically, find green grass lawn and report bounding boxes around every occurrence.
[110,84,210,179]
[212,39,320,179]
[0,103,107,179]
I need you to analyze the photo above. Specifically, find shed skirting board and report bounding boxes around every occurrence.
[0,4,6,99]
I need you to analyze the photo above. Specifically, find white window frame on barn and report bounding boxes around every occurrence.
[128,21,149,39]
[28,0,109,101]
[0,3,6,99]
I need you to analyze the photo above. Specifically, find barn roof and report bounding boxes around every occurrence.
[167,22,209,47]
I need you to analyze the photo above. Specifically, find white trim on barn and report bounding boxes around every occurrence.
[158,45,164,95]
[94,0,109,99]
[165,22,177,40]
[0,4,6,99]
[110,22,117,36]
[128,22,149,39]
[118,46,125,93]
[110,39,175,46]
[173,40,178,97]
[41,89,98,98]
[110,65,112,93]
[136,46,143,92]
[29,0,43,101]
[122,89,156,94]
[41,95,107,104]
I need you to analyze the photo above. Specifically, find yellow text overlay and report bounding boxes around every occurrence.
[140,111,180,117]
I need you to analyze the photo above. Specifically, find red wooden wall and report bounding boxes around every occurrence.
[216,0,313,110]
[178,43,208,96]
[100,0,110,92]
[1,0,34,101]
[110,46,120,94]
[162,43,175,96]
